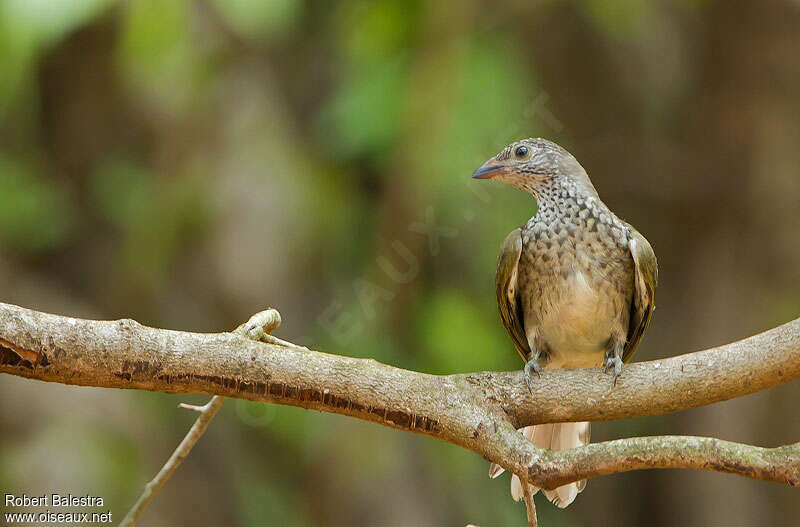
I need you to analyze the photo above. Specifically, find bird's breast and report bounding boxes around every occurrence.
[519,226,633,369]
[536,270,618,366]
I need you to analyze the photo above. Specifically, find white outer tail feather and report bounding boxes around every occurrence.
[491,422,590,509]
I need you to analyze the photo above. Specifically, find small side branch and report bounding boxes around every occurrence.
[118,395,225,527]
[524,435,800,489]
[522,484,538,527]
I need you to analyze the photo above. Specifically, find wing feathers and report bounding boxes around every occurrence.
[623,228,658,363]
[495,227,531,362]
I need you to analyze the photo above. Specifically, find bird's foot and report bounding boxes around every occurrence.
[523,358,542,394]
[603,355,623,385]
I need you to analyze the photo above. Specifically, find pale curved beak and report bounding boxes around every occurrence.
[471,160,509,179]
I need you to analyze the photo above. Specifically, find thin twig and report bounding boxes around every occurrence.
[523,484,538,527]
[118,395,225,527]
[178,402,209,412]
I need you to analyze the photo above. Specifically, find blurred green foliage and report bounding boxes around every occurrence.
[0,154,72,251]
[212,0,300,40]
[0,0,114,113]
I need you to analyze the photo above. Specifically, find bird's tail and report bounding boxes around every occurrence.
[489,422,590,508]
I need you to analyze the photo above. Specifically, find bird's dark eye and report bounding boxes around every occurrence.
[514,146,529,158]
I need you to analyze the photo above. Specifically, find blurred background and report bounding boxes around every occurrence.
[1,0,799,525]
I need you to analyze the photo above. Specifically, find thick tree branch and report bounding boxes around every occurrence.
[1,301,799,490]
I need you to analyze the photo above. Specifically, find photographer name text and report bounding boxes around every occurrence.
[5,494,105,507]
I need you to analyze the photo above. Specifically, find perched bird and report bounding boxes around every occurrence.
[472,138,657,508]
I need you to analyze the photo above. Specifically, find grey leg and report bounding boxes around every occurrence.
[603,340,624,385]
[523,351,544,394]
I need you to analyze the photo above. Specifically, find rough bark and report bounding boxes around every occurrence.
[1,301,799,489]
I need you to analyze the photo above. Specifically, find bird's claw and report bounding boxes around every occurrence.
[603,355,623,385]
[523,358,542,394]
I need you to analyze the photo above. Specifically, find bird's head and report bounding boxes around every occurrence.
[472,138,597,196]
